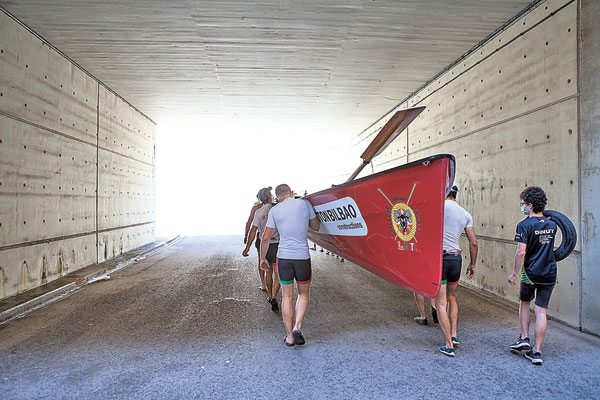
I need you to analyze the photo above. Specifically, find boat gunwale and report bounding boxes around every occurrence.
[307,153,456,198]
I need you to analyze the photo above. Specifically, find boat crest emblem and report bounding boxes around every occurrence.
[378,183,421,247]
[391,203,417,242]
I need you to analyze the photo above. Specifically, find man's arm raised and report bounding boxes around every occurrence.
[309,217,320,232]
[305,199,320,232]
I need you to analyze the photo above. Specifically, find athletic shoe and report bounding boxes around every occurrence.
[269,297,279,311]
[524,350,543,365]
[452,337,460,346]
[414,317,428,325]
[439,346,455,357]
[431,307,439,324]
[509,336,531,352]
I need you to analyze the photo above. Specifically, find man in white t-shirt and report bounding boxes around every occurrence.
[260,184,320,346]
[243,187,281,311]
[436,185,478,357]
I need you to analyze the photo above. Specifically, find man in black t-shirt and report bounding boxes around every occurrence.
[508,186,557,365]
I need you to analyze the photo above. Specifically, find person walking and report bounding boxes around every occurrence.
[508,186,557,366]
[412,293,437,325]
[244,193,266,291]
[436,185,478,357]
[260,184,320,346]
[243,187,280,310]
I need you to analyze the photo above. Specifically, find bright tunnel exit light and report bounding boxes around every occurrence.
[155,119,358,236]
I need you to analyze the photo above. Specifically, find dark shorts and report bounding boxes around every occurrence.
[519,282,555,309]
[442,254,462,285]
[265,243,279,264]
[277,258,311,285]
[255,236,260,251]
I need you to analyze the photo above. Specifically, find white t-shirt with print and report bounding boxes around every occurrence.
[252,204,280,243]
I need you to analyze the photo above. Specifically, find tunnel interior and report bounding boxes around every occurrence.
[0,0,599,336]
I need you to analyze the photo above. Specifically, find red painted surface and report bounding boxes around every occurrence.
[307,155,455,298]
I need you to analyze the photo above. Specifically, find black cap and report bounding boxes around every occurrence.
[448,185,459,198]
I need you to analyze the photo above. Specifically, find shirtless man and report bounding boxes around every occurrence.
[244,192,265,291]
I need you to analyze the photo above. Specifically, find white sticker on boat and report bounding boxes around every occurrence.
[312,197,368,236]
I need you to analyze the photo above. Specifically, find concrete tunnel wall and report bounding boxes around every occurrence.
[0,10,156,300]
[363,0,599,335]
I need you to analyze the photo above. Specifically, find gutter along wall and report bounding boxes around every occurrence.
[0,9,156,300]
[361,0,597,333]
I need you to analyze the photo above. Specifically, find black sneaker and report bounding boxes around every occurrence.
[431,307,439,324]
[524,350,543,365]
[509,336,531,353]
[413,317,428,325]
[269,297,279,311]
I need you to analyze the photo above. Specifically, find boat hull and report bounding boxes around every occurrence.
[306,154,455,298]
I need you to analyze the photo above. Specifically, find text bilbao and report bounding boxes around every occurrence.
[315,205,358,223]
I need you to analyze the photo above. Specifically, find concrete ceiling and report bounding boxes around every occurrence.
[0,0,533,134]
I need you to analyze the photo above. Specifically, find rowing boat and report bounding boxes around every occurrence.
[306,107,455,297]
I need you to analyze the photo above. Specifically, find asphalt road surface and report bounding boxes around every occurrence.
[1,236,599,399]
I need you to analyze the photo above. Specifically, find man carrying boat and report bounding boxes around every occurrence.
[260,184,320,346]
[436,185,478,357]
[243,187,281,311]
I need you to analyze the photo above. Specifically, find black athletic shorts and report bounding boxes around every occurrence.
[265,243,279,264]
[255,236,260,251]
[519,282,555,309]
[278,258,312,285]
[441,254,462,285]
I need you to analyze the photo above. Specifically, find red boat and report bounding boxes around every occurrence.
[306,107,455,298]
